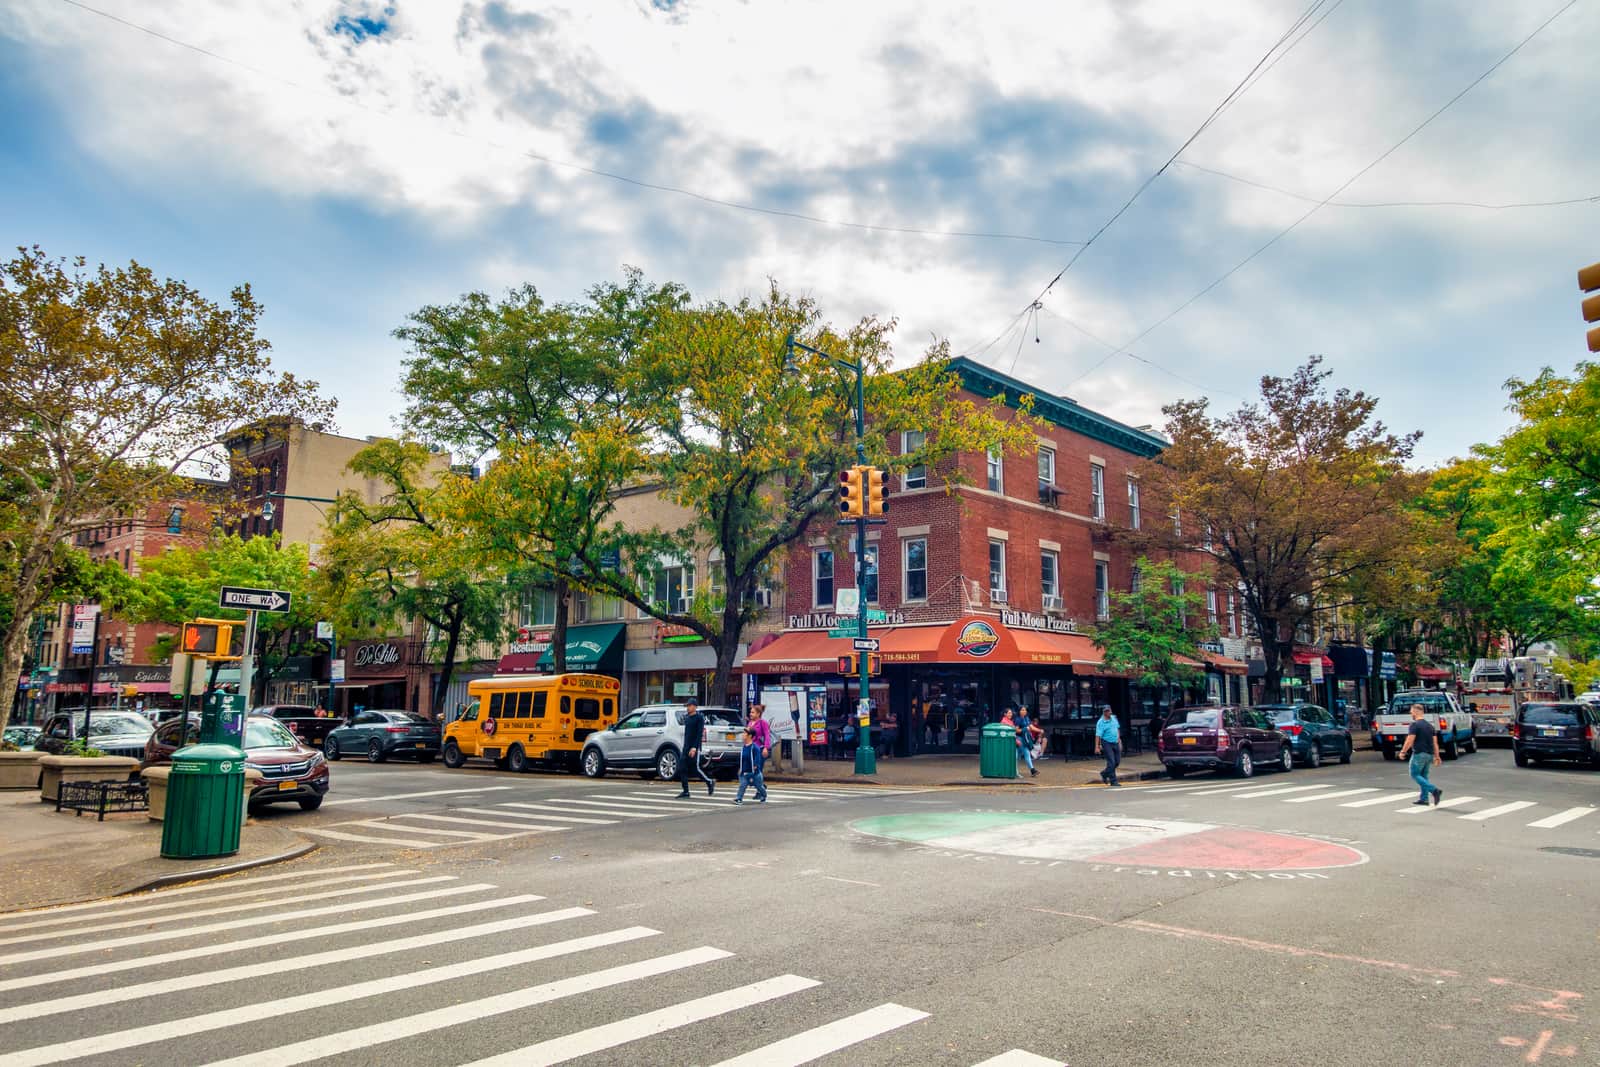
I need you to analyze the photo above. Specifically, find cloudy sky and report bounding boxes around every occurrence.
[3,0,1595,466]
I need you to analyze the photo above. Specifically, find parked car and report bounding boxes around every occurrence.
[256,704,340,750]
[1259,703,1353,768]
[1156,705,1293,778]
[3,724,42,749]
[145,713,330,811]
[35,710,154,760]
[580,704,745,781]
[1373,690,1475,760]
[324,710,442,763]
[1512,702,1600,768]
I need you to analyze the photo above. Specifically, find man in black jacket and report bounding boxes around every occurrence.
[677,702,715,797]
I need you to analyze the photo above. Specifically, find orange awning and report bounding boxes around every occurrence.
[1204,651,1249,676]
[740,630,852,671]
[741,621,1106,670]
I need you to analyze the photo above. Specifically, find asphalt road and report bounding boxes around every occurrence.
[0,745,1595,1066]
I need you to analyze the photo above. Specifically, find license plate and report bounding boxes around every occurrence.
[1181,737,1197,745]
[417,741,428,747]
[277,780,296,791]
[1542,729,1559,736]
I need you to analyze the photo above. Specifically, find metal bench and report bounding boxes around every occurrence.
[56,779,149,821]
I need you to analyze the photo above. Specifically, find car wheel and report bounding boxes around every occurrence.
[418,754,436,764]
[1166,765,1186,779]
[1278,745,1293,773]
[1339,740,1353,765]
[656,746,681,782]
[1381,746,1397,761]
[1236,749,1254,778]
[507,745,529,774]
[1513,749,1528,767]
[366,740,386,764]
[1443,738,1459,761]
[582,747,606,779]
[1465,733,1477,754]
[1307,744,1322,769]
[324,737,341,761]
[442,740,466,768]
[298,795,323,811]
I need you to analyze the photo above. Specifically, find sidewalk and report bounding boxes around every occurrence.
[0,791,314,913]
[761,749,1166,788]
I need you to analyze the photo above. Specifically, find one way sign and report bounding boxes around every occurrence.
[219,585,292,613]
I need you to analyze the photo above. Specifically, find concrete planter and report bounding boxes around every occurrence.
[0,751,45,790]
[144,765,264,824]
[36,755,140,803]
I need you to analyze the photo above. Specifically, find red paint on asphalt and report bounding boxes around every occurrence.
[1088,826,1366,871]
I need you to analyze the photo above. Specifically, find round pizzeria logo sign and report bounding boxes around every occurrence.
[955,620,1000,658]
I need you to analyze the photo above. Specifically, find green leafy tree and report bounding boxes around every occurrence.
[0,246,332,731]
[1091,556,1216,689]
[1491,361,1600,563]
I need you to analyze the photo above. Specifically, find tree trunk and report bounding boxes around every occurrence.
[710,596,743,708]
[1258,617,1284,703]
[431,608,465,720]
[0,623,30,733]
[551,575,570,673]
[1367,633,1386,717]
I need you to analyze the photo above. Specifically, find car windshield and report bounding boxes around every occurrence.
[1389,695,1448,715]
[1521,705,1582,727]
[244,719,299,749]
[382,712,431,725]
[1258,705,1300,723]
[700,709,740,726]
[86,714,153,737]
[1170,710,1220,728]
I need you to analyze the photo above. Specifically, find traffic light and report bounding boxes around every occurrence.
[838,466,865,519]
[867,653,882,676]
[865,466,888,516]
[1581,260,1600,353]
[181,619,242,660]
[121,685,139,699]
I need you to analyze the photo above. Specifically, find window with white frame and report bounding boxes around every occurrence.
[1173,579,1186,628]
[1127,479,1141,529]
[1040,550,1059,605]
[652,562,695,614]
[574,590,623,622]
[1172,506,1182,538]
[813,550,834,607]
[901,430,927,489]
[1203,523,1214,552]
[1207,589,1219,626]
[986,449,1004,493]
[903,538,928,601]
[519,587,559,628]
[988,540,1007,599]
[1130,564,1142,594]
[862,544,879,603]
[1090,463,1105,519]
[1094,561,1110,619]
[1227,593,1238,636]
[1038,446,1056,488]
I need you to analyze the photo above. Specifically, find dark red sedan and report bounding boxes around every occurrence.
[144,713,331,812]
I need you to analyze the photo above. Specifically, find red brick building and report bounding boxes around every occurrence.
[744,357,1245,757]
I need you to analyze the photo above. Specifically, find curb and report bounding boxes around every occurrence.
[120,841,319,897]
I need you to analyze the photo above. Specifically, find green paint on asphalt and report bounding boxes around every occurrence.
[851,811,1059,842]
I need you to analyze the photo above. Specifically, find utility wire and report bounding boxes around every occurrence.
[1064,0,1583,391]
[54,0,1087,248]
[1174,159,1600,210]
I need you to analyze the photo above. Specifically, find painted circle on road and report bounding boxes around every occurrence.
[850,812,1368,872]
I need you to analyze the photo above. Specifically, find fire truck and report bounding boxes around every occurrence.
[1462,657,1558,745]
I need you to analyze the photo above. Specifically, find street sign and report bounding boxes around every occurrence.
[852,638,880,652]
[865,609,889,623]
[836,588,860,614]
[219,585,291,613]
[316,621,334,640]
[827,627,856,638]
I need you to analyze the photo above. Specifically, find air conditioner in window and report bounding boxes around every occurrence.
[1037,483,1061,507]
[675,597,693,613]
[1043,595,1064,612]
[752,588,772,607]
[990,589,1008,605]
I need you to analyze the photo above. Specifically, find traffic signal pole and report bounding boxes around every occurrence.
[238,609,259,714]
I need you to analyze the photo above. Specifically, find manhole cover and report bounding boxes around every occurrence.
[1105,824,1165,834]
[669,841,749,854]
[455,858,502,869]
[1539,847,1600,859]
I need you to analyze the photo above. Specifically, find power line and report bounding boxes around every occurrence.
[54,0,1088,248]
[1174,159,1600,210]
[1063,0,1583,391]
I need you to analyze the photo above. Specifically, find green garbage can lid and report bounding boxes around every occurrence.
[981,722,1014,734]
[170,742,247,772]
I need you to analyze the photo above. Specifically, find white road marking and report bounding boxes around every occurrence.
[707,1003,929,1067]
[401,812,572,832]
[1527,806,1598,829]
[970,1051,1067,1067]
[485,804,621,825]
[0,927,662,1067]
[1177,783,1269,795]
[343,819,503,840]
[0,894,543,994]
[0,880,481,967]
[1459,800,1538,822]
[1398,795,1479,814]
[528,799,678,816]
[587,793,731,808]
[1283,788,1379,803]
[296,827,457,849]
[201,946,733,1067]
[323,786,515,805]
[461,974,821,1067]
[1338,791,1423,808]
[0,906,594,1025]
[1228,784,1335,799]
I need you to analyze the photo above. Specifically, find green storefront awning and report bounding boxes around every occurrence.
[534,623,627,673]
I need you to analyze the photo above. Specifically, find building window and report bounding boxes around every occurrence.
[1173,580,1186,629]
[1172,507,1182,538]
[1094,561,1110,620]
[519,588,559,628]
[1127,479,1141,529]
[1207,589,1219,626]
[1203,523,1214,552]
[901,430,927,490]
[986,449,1003,493]
[1227,593,1238,636]
[1130,564,1142,594]
[1040,550,1059,606]
[814,550,834,608]
[862,544,879,604]
[651,562,695,614]
[988,540,1007,600]
[575,590,623,622]
[1090,464,1104,519]
[904,538,928,601]
[1038,446,1056,489]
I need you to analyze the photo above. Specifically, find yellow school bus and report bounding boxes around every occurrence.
[442,673,621,773]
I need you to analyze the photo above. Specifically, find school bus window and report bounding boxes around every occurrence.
[532,691,548,718]
[488,693,504,718]
[574,697,602,720]
[561,696,571,717]
[603,698,614,719]
[461,701,480,722]
[516,691,532,718]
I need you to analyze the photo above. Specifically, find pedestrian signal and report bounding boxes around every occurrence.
[834,653,882,676]
[181,620,242,660]
[182,622,220,655]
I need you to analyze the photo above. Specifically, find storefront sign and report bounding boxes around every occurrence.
[351,642,403,669]
[672,681,698,696]
[999,608,1081,634]
[954,620,1001,657]
[787,611,905,630]
[655,624,704,645]
[1200,640,1225,655]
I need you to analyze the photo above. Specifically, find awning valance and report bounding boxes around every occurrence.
[742,617,1105,671]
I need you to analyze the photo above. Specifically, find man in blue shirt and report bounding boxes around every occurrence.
[1094,704,1122,787]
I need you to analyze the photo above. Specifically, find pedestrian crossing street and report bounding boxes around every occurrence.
[1134,778,1600,832]
[0,862,1063,1067]
[298,784,925,851]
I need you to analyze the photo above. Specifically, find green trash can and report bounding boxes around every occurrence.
[160,742,247,859]
[979,722,1018,779]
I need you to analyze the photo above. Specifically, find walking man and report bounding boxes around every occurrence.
[1094,704,1122,787]
[735,704,771,804]
[677,701,715,797]
[1398,702,1443,806]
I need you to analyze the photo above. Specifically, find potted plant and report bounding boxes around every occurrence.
[0,739,45,790]
[37,739,140,803]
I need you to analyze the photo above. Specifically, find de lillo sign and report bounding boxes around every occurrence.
[352,643,402,668]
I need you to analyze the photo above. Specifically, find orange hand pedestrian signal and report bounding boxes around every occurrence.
[182,622,219,655]
[180,620,240,659]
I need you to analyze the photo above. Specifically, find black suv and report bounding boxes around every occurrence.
[258,704,339,749]
[1513,702,1600,767]
[35,710,153,760]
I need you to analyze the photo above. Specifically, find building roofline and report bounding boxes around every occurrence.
[948,356,1168,457]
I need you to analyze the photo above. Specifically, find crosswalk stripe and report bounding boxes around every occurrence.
[296,827,460,849]
[323,786,515,806]
[489,805,620,825]
[0,869,414,933]
[401,812,573,832]
[201,946,734,1067]
[707,1002,929,1067]
[1284,788,1378,803]
[0,894,543,995]
[970,1051,1067,1066]
[1527,806,1598,829]
[1399,795,1479,814]
[1178,783,1265,795]
[1228,784,1335,799]
[0,906,595,1026]
[0,873,435,947]
[0,880,484,967]
[0,927,663,1067]
[344,819,504,840]
[522,799,675,817]
[1459,800,1538,822]
[588,793,732,808]
[1339,791,1422,808]
[462,974,821,1067]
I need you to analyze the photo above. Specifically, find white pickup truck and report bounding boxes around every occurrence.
[1372,689,1476,760]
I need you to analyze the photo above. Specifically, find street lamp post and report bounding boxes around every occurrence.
[784,334,876,776]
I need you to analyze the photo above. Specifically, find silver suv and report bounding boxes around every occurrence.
[580,704,745,781]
